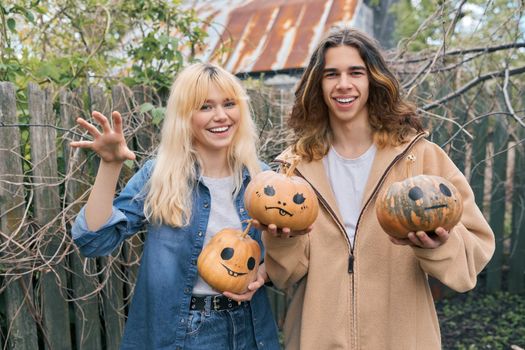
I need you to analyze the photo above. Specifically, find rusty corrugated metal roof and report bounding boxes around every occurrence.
[191,0,366,74]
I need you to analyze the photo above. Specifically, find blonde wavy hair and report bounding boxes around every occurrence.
[144,63,261,227]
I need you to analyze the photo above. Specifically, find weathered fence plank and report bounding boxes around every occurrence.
[469,116,489,212]
[60,88,103,350]
[449,98,468,173]
[0,82,39,350]
[509,127,525,293]
[28,83,72,350]
[90,85,125,350]
[485,117,509,292]
[428,78,454,148]
[132,85,155,154]
[112,84,142,315]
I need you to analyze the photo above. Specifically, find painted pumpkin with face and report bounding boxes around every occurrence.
[197,224,260,294]
[244,166,319,230]
[375,175,463,239]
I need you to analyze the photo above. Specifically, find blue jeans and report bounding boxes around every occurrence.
[183,300,258,350]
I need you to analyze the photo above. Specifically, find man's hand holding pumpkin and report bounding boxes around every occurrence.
[389,227,450,249]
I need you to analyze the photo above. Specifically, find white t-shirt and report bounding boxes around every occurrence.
[192,175,242,296]
[323,144,376,246]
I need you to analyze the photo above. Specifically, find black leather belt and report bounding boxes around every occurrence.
[190,295,248,311]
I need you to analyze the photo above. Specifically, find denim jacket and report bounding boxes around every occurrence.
[72,160,280,350]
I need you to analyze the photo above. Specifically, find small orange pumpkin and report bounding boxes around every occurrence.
[197,222,260,294]
[244,159,319,230]
[376,175,463,239]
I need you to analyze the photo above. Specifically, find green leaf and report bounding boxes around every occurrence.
[152,107,166,125]
[24,10,35,23]
[35,63,61,82]
[140,102,154,113]
[124,160,134,169]
[35,6,47,15]
[7,18,16,32]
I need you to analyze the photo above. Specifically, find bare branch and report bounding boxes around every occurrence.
[393,42,525,64]
[422,65,525,111]
[502,68,525,128]
[0,122,87,139]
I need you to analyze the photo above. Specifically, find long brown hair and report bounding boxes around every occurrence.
[289,28,424,161]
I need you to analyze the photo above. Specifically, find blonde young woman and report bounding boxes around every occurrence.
[71,63,280,350]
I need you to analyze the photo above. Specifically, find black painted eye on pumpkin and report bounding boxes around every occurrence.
[220,247,234,260]
[247,257,256,270]
[264,185,275,196]
[408,186,424,201]
[293,193,306,204]
[439,183,452,197]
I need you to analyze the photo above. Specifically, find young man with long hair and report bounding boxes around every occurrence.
[262,28,494,349]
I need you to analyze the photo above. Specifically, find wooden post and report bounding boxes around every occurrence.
[508,126,525,293]
[0,82,39,350]
[485,117,508,292]
[60,88,103,350]
[469,115,489,212]
[28,83,72,350]
[90,85,125,350]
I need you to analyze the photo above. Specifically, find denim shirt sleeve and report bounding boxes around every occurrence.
[72,160,155,257]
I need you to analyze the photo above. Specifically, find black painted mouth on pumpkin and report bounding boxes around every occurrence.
[264,206,293,217]
[424,204,448,210]
[220,263,247,277]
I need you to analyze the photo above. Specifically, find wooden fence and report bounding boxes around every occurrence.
[0,81,524,349]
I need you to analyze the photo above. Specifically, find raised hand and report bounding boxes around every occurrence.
[70,111,136,163]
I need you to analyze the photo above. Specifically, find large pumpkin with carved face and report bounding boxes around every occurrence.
[197,227,260,294]
[376,175,463,239]
[244,170,319,230]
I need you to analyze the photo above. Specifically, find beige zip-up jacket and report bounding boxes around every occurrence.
[263,133,495,350]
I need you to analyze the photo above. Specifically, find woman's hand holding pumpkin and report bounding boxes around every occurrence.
[389,227,450,249]
[222,263,268,302]
[70,111,136,163]
[252,219,312,238]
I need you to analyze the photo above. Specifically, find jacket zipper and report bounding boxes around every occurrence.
[348,132,426,350]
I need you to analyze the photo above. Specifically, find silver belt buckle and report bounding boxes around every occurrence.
[212,295,221,311]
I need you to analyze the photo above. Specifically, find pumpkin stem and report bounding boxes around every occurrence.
[285,156,301,177]
[241,219,253,238]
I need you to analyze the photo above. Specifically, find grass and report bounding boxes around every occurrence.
[436,289,525,350]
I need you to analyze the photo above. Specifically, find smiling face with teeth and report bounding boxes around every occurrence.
[321,45,370,130]
[191,83,240,158]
